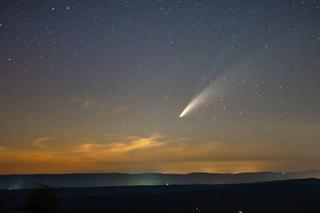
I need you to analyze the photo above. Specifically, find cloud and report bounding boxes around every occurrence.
[109,136,164,153]
[76,135,164,154]
[113,105,133,114]
[1,135,320,174]
[31,137,50,147]
[81,101,94,110]
[0,134,166,174]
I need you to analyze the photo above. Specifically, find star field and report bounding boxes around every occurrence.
[0,0,320,174]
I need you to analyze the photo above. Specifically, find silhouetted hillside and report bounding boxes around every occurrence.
[1,170,320,189]
[0,179,319,212]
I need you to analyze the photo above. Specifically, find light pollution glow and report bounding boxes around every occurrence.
[0,134,319,174]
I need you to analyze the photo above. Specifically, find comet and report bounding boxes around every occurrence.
[179,82,216,118]
[179,66,233,118]
[179,47,250,118]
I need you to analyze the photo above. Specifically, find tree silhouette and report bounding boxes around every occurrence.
[23,184,56,213]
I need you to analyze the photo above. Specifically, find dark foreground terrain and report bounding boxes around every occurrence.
[1,170,320,189]
[0,178,320,213]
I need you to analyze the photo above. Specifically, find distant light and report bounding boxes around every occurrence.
[195,206,201,212]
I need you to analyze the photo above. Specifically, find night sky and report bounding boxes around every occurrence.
[1,0,320,174]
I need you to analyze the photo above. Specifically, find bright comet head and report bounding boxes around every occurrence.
[179,82,218,118]
[179,103,193,118]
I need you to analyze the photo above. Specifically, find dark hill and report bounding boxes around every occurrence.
[1,170,320,189]
[1,178,320,212]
